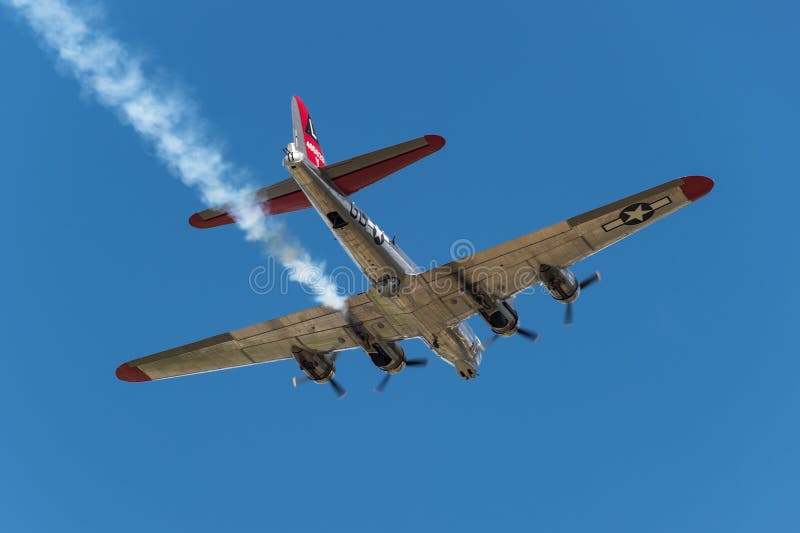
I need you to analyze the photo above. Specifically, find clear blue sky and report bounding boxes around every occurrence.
[0,1,795,531]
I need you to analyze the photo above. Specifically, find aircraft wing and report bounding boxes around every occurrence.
[189,135,445,228]
[116,292,402,382]
[420,175,714,320]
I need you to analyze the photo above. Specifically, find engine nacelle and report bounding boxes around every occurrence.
[291,346,336,384]
[463,280,520,337]
[368,341,407,374]
[478,299,520,336]
[347,322,406,373]
[539,264,579,304]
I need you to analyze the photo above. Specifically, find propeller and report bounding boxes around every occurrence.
[329,378,347,399]
[564,271,601,326]
[291,352,347,399]
[374,374,391,393]
[374,358,428,392]
[291,375,310,387]
[292,375,347,399]
[484,326,540,348]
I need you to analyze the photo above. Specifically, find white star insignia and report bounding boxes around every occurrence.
[622,204,652,222]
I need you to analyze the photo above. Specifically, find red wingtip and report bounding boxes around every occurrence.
[680,175,714,201]
[116,363,151,382]
[423,134,446,151]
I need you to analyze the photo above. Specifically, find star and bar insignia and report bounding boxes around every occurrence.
[602,196,672,232]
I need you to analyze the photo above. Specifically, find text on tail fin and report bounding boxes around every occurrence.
[291,96,326,167]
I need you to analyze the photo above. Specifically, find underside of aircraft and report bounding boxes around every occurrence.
[116,96,714,397]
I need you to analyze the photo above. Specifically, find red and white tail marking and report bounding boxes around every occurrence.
[291,96,326,167]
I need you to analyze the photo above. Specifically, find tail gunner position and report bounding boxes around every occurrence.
[116,96,714,397]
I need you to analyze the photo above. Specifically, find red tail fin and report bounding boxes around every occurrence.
[291,96,326,167]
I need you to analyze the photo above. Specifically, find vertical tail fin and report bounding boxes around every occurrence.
[291,96,326,167]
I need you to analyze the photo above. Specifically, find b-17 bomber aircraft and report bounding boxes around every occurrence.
[116,96,714,396]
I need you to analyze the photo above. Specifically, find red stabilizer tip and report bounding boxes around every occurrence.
[680,175,714,201]
[423,134,446,151]
[189,212,234,229]
[116,363,151,382]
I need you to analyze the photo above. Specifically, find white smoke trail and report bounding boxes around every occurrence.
[3,0,347,311]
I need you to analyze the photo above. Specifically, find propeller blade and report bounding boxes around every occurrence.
[579,271,601,289]
[405,358,429,367]
[291,375,310,388]
[329,378,347,399]
[564,272,599,326]
[374,374,392,393]
[484,334,501,347]
[517,327,540,342]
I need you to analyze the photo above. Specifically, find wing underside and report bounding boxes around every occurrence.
[415,175,714,323]
[116,291,418,382]
[117,306,354,382]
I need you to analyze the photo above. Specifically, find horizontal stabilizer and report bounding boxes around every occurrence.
[189,134,445,229]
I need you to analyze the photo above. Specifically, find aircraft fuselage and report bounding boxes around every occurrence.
[283,147,482,377]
